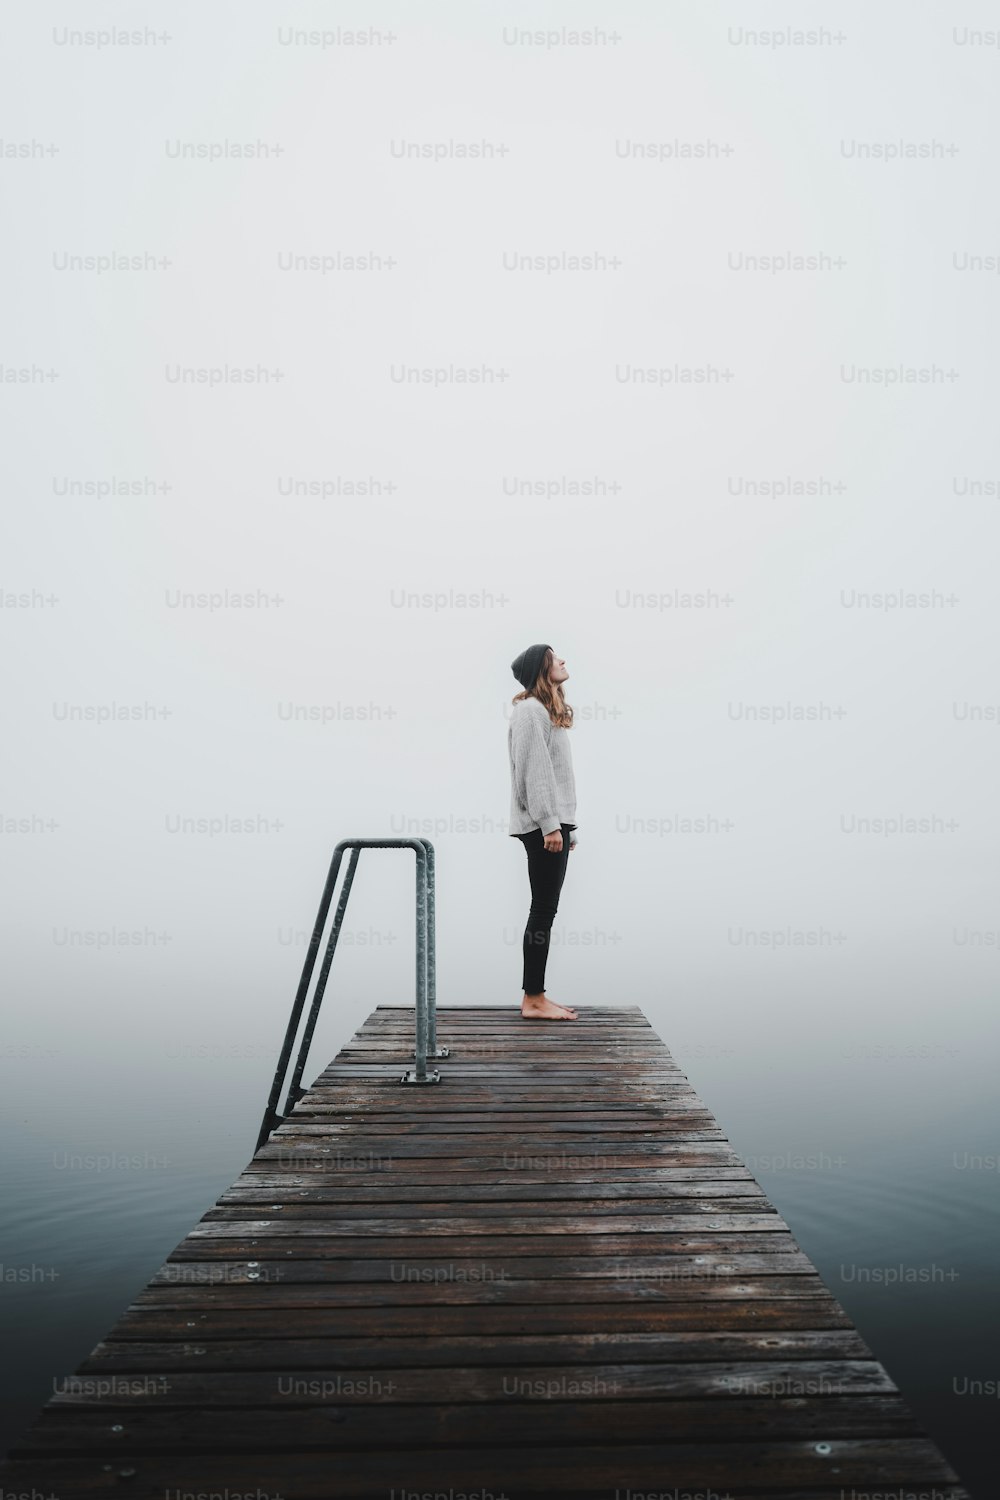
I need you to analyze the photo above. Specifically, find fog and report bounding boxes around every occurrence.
[2,2,997,1483]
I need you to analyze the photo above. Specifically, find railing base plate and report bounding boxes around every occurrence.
[411,1046,450,1058]
[399,1068,442,1085]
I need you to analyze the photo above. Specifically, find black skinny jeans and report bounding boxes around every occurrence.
[516,823,575,994]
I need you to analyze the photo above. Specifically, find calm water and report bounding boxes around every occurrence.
[1,1008,996,1496]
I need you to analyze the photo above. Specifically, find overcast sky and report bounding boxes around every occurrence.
[3,3,997,1125]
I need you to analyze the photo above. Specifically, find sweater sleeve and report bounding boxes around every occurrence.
[510,704,562,836]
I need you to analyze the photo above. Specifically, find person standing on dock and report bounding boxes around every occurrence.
[507,643,580,1021]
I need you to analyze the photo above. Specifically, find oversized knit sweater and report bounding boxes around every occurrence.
[507,696,578,841]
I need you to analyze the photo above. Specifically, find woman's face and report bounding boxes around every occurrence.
[548,651,569,685]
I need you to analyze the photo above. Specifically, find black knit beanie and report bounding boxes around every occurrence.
[511,643,552,690]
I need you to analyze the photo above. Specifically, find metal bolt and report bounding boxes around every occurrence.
[814,1441,832,1456]
[110,1424,124,1434]
[119,1468,137,1479]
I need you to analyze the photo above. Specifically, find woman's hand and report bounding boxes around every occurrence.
[543,829,563,853]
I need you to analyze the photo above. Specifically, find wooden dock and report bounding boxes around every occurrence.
[2,1004,971,1498]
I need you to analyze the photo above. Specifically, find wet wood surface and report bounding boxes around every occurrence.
[0,1004,971,1497]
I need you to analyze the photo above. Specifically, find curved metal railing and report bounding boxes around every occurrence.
[255,837,446,1152]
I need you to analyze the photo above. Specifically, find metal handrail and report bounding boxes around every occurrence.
[254,837,446,1152]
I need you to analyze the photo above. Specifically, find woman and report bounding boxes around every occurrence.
[507,643,579,1021]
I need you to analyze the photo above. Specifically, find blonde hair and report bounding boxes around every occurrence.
[511,647,574,729]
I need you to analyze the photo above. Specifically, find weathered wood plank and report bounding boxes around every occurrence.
[148,1250,816,1283]
[0,1442,970,1500]
[105,1297,856,1338]
[78,1332,875,1374]
[217,1178,764,1202]
[184,1213,787,1236]
[7,1394,926,1455]
[163,1231,807,1258]
[133,1274,833,1309]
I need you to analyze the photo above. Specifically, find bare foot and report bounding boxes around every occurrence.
[520,994,578,1021]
